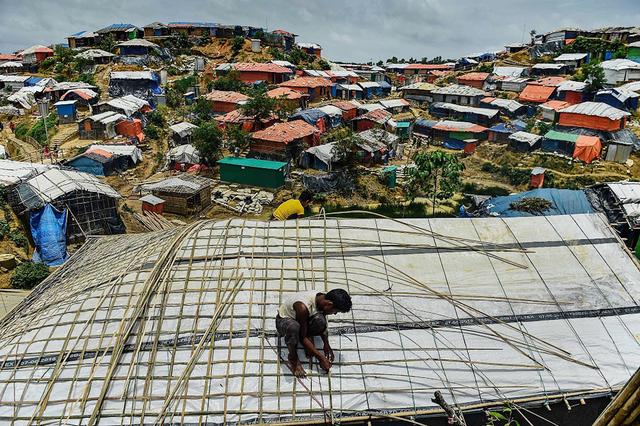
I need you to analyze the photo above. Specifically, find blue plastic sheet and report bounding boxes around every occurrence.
[30,204,68,266]
[484,189,593,217]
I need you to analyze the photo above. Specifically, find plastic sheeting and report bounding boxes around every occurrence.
[29,204,67,266]
[289,108,328,126]
[482,188,594,217]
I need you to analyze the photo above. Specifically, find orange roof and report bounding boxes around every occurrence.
[541,100,571,111]
[267,87,305,100]
[214,109,254,124]
[458,72,490,82]
[404,64,454,70]
[331,100,358,111]
[430,70,451,76]
[534,76,566,87]
[251,121,318,144]
[85,147,114,159]
[0,54,19,61]
[280,76,333,89]
[481,96,497,103]
[519,84,556,103]
[233,62,293,74]
[204,90,249,104]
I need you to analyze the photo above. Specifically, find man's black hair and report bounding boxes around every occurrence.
[299,190,314,203]
[325,289,352,313]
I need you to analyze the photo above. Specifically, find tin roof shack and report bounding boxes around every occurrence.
[269,29,297,51]
[279,77,332,101]
[167,145,200,169]
[20,45,54,66]
[93,95,151,119]
[553,53,589,71]
[297,42,322,57]
[67,31,98,49]
[169,122,198,145]
[249,120,319,161]
[493,66,530,78]
[398,82,436,103]
[96,23,143,42]
[539,100,571,121]
[508,131,543,152]
[317,105,343,129]
[352,109,392,132]
[116,38,160,56]
[600,59,640,85]
[143,175,213,215]
[218,156,288,188]
[331,100,358,121]
[354,128,397,164]
[558,102,630,131]
[0,75,30,93]
[496,77,530,93]
[379,99,411,114]
[75,48,115,64]
[357,81,383,99]
[480,97,527,117]
[401,63,454,77]
[0,61,23,74]
[214,109,277,132]
[167,22,217,38]
[542,130,578,156]
[108,71,162,104]
[267,87,307,110]
[8,168,122,241]
[335,83,363,100]
[428,120,487,148]
[429,102,500,126]
[457,72,490,89]
[87,144,142,168]
[204,90,249,114]
[48,81,98,102]
[430,84,488,106]
[53,100,77,124]
[556,80,589,104]
[594,88,639,111]
[64,149,117,176]
[78,111,125,140]
[143,22,170,38]
[531,63,566,76]
[487,121,527,143]
[60,88,99,108]
[217,62,293,84]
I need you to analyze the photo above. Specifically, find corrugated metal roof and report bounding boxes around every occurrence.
[251,121,319,144]
[204,90,249,104]
[357,81,381,89]
[519,84,556,103]
[431,84,488,97]
[379,99,410,109]
[559,102,631,120]
[600,59,640,71]
[233,62,293,74]
[432,102,499,118]
[266,87,304,100]
[556,80,588,92]
[458,72,490,81]
[280,76,332,88]
[116,39,159,48]
[297,42,322,49]
[481,97,525,113]
[493,67,528,77]
[531,63,565,70]
[554,53,588,61]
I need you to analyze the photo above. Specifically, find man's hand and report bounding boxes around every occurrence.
[323,343,334,362]
[318,355,332,372]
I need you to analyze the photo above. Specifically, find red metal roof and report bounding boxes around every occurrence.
[534,76,566,87]
[204,90,249,104]
[266,87,305,100]
[404,64,454,70]
[458,72,490,81]
[519,84,556,103]
[233,62,293,74]
[0,54,19,61]
[541,100,571,111]
[331,100,358,111]
[358,109,392,124]
[251,121,318,144]
[279,76,333,89]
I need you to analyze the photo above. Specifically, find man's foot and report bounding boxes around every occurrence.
[288,360,306,378]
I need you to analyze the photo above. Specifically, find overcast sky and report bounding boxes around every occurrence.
[1,0,639,62]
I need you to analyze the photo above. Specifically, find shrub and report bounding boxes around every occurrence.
[11,262,50,290]
[145,124,160,140]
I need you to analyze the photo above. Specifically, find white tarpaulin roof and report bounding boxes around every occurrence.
[167,144,200,164]
[169,122,198,138]
[0,160,55,186]
[102,95,150,117]
[317,105,342,118]
[305,141,338,166]
[0,214,638,424]
[87,144,143,163]
[22,168,120,204]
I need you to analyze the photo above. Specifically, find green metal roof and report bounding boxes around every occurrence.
[217,156,288,170]
[395,121,411,128]
[544,130,579,143]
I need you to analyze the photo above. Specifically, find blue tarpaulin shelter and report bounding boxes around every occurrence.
[30,204,68,266]
[483,188,593,217]
[289,108,329,126]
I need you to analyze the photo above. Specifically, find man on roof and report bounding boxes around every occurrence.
[271,190,313,221]
[276,289,352,377]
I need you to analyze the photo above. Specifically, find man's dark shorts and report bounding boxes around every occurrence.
[276,314,327,347]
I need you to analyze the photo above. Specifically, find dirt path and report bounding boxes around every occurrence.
[0,127,41,162]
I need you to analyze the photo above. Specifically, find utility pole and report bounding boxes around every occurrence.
[37,98,50,163]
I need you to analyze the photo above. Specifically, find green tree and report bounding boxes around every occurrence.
[241,88,277,120]
[577,62,606,92]
[211,70,244,92]
[405,151,465,215]
[231,36,245,53]
[192,121,224,165]
[331,128,360,172]
[11,262,50,290]
[225,126,251,152]
[99,34,116,53]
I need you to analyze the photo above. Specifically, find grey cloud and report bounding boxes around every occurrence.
[0,0,639,62]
